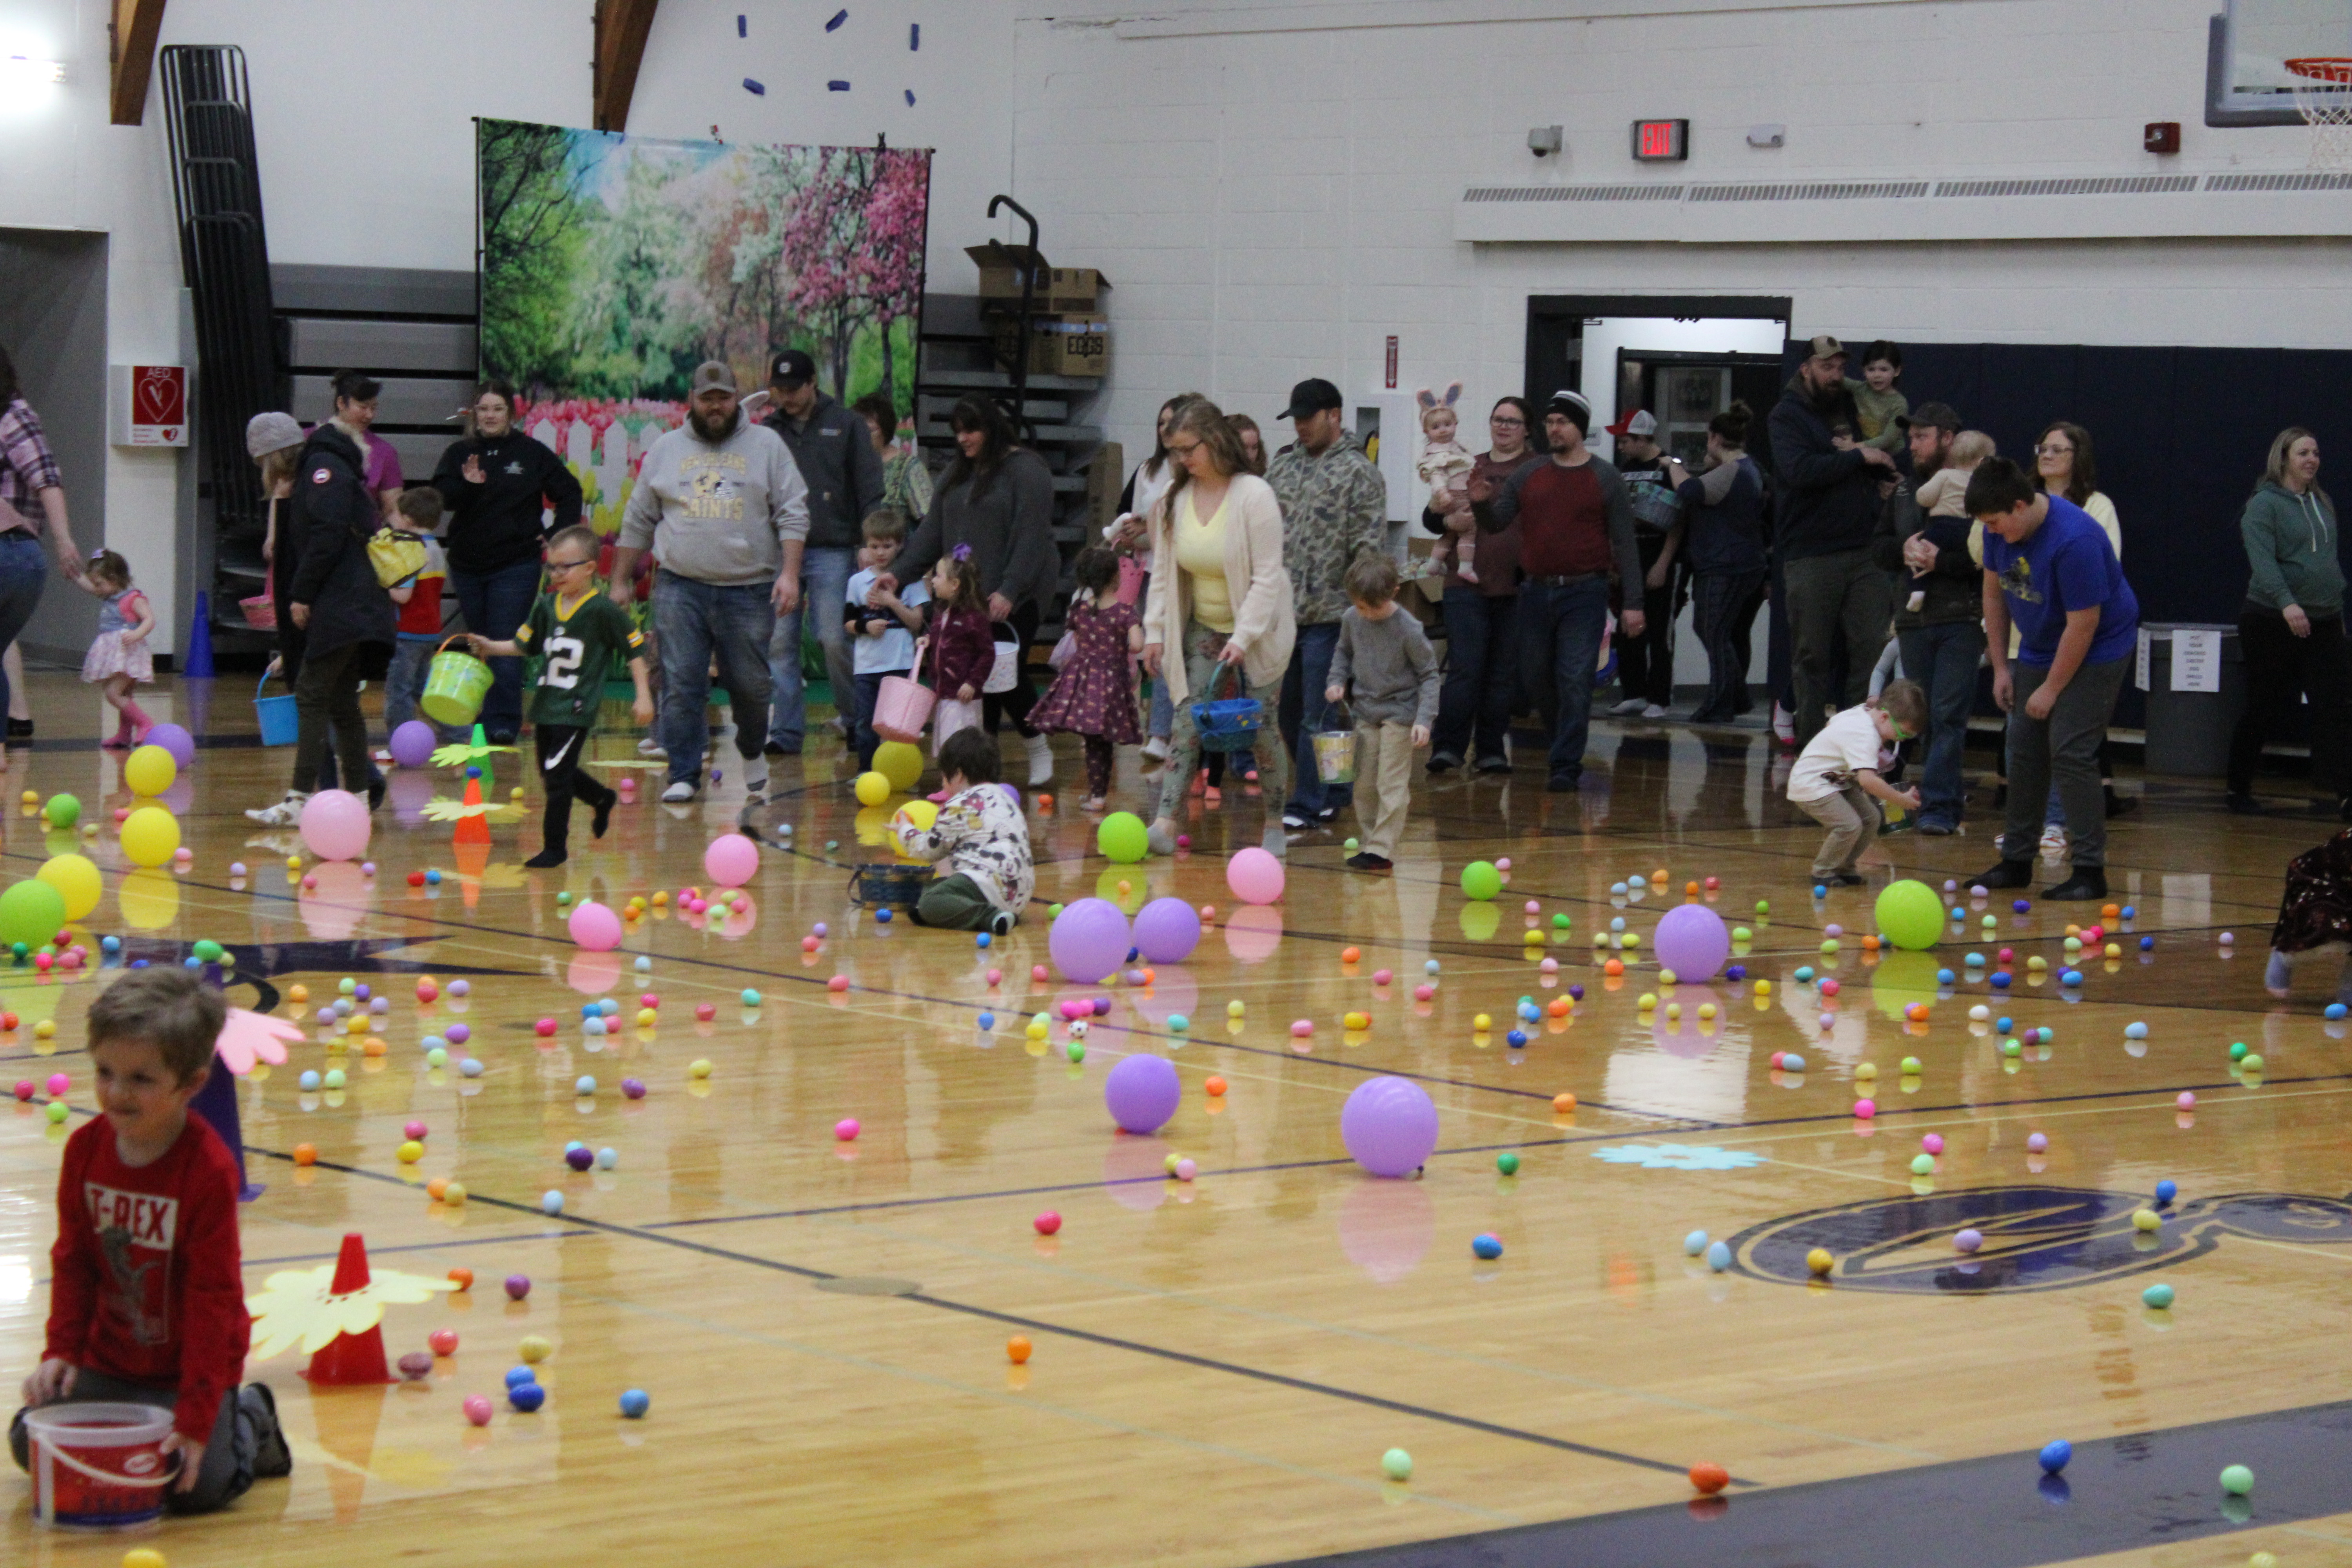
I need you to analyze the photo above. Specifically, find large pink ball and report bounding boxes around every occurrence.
[703,833,760,888]
[1340,1076,1440,1178]
[1226,846,1286,906]
[1103,1054,1181,1134]
[389,720,438,768]
[298,789,372,862]
[568,900,623,951]
[1652,904,1730,980]
[144,722,196,769]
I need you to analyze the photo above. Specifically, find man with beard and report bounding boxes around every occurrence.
[1769,334,1897,747]
[611,361,811,804]
[1872,401,1981,834]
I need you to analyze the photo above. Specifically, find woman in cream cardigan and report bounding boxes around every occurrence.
[1142,399,1298,857]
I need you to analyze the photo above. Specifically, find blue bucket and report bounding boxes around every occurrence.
[254,673,298,746]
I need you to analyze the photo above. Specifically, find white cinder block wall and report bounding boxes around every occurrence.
[3,0,2343,668]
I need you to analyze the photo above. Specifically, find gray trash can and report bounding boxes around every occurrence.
[2138,623,2245,778]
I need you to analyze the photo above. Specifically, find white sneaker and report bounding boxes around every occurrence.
[1024,733,1054,786]
[372,749,392,764]
[1610,697,1646,717]
[1141,737,1170,763]
[637,738,667,758]
[1641,704,1668,720]
[661,780,697,804]
[2039,825,2068,859]
[245,791,312,827]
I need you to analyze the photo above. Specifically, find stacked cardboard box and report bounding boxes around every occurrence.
[967,243,1110,378]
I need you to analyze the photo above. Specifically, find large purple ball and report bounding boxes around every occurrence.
[1103,1053,1181,1134]
[1131,897,1202,964]
[1653,903,1731,980]
[144,722,196,769]
[1049,897,1131,984]
[1341,1076,1440,1178]
[390,720,438,769]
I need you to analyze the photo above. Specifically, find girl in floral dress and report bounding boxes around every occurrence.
[1032,547,1143,811]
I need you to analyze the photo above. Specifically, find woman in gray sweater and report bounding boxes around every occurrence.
[884,395,1061,783]
[2229,425,2350,817]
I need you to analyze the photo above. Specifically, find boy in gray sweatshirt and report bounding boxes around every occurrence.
[1326,555,1440,871]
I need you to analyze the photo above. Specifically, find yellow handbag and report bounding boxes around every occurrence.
[365,527,428,589]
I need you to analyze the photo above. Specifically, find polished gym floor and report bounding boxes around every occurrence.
[4,671,2352,1568]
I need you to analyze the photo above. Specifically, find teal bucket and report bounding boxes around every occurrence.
[254,673,298,746]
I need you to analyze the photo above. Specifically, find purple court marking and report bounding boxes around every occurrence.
[743,77,766,95]
[910,22,919,49]
[736,13,745,36]
[828,79,850,91]
[906,90,916,105]
[826,7,847,30]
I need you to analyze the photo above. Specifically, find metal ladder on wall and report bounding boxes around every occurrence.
[160,44,280,661]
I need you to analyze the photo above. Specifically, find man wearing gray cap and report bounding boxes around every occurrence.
[610,361,811,805]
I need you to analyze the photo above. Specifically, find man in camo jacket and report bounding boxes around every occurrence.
[1266,377,1388,829]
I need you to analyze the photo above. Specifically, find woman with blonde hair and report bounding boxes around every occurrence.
[2230,426,2350,818]
[1139,399,1296,857]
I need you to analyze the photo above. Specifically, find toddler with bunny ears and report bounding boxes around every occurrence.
[1416,384,1477,584]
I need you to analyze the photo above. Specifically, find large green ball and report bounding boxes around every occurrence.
[0,877,67,950]
[42,793,79,829]
[1459,861,1501,901]
[1098,811,1149,864]
[1874,878,1945,951]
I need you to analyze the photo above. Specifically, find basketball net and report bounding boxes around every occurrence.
[2288,58,2352,171]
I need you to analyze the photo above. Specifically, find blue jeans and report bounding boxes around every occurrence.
[1281,621,1352,817]
[766,546,857,751]
[385,638,436,734]
[851,669,900,771]
[0,534,49,720]
[1519,575,1611,783]
[450,560,541,739]
[1898,622,1985,829]
[652,570,775,789]
[1434,588,1519,763]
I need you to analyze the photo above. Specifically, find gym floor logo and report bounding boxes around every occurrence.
[1726,1185,2352,1293]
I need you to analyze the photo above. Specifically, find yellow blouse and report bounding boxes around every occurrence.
[1175,487,1234,633]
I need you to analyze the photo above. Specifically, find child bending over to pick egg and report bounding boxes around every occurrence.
[894,726,1034,936]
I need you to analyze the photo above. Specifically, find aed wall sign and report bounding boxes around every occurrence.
[111,364,188,447]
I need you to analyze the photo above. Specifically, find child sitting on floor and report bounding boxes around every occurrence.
[11,967,292,1514]
[2266,827,2352,1004]
[894,726,1034,936]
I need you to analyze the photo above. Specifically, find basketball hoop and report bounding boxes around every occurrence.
[2287,58,2352,170]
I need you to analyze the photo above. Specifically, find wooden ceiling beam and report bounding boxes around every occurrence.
[109,0,167,126]
[592,0,659,134]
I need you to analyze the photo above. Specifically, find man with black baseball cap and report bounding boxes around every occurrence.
[1466,388,1641,792]
[761,348,884,755]
[1770,334,1898,747]
[1872,399,1979,834]
[1266,377,1386,829]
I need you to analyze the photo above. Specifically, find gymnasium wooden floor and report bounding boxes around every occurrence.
[8,671,2352,1567]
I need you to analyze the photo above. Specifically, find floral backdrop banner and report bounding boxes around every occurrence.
[476,117,931,536]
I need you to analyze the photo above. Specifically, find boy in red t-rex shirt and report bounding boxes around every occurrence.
[9,968,290,1512]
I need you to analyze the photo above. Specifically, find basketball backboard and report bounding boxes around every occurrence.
[2209,0,2352,125]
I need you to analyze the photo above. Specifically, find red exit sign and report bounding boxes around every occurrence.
[1631,118,1689,162]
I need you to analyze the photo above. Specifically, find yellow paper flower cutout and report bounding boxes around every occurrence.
[245,1263,456,1362]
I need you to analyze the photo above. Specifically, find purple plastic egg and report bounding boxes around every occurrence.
[622,1078,646,1099]
[564,1146,594,1171]
[445,1023,471,1045]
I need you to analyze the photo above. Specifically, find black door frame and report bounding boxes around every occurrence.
[1524,293,1793,408]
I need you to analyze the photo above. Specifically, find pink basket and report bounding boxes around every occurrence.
[871,654,936,744]
[1116,556,1145,607]
[238,593,278,630]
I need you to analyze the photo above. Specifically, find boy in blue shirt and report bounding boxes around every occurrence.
[844,509,928,771]
[1968,457,2139,901]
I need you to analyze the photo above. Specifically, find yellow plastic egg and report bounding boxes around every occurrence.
[397,1140,423,1163]
[1472,1013,1492,1031]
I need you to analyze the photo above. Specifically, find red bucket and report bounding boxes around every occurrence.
[24,1401,179,1529]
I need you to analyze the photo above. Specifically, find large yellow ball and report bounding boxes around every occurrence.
[35,853,102,921]
[873,740,926,793]
[117,867,179,930]
[120,806,181,868]
[896,799,939,834]
[122,744,176,797]
[853,770,892,808]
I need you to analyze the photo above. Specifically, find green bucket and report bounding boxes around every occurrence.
[419,635,493,727]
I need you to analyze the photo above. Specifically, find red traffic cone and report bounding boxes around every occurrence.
[453,775,492,847]
[303,1232,393,1385]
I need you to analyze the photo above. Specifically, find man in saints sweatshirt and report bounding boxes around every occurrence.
[611,361,811,804]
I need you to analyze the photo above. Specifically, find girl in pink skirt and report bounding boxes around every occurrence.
[77,549,156,747]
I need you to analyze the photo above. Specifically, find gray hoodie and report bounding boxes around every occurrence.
[2242,479,2345,616]
[619,417,809,587]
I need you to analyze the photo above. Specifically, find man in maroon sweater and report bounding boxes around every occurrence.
[11,969,289,1514]
[1470,390,1642,791]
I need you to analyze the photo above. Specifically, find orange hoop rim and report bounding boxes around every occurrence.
[2287,56,2352,85]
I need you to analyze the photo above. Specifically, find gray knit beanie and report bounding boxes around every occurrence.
[245,410,305,458]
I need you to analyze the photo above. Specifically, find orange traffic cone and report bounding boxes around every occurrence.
[303,1232,393,1385]
[453,775,492,847]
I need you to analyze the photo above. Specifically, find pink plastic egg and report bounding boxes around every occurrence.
[1176,834,1191,849]
[828,975,850,993]
[1525,900,1541,915]
[1372,969,1393,986]
[835,1118,860,1142]
[1032,965,1049,982]
[404,1120,427,1140]
[1413,984,1434,1001]
[45,1073,68,1096]
[986,968,1003,986]
[1495,857,1512,872]
[2026,1132,2048,1153]
[1922,1133,1945,1154]
[1290,1020,1313,1037]
[695,1004,716,1022]
[464,1396,493,1426]
[1175,1158,1197,1181]
[1540,957,1559,973]
[2177,1091,2197,1110]
[1819,978,1840,997]
[1853,1098,1877,1118]
[535,1018,557,1037]
[802,936,820,952]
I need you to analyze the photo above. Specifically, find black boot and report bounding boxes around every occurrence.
[2104,784,2137,818]
[2043,864,2108,901]
[1976,857,2034,889]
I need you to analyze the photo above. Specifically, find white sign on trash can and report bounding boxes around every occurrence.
[2171,628,2221,693]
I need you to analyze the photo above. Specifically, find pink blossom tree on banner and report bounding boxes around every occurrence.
[779,148,930,397]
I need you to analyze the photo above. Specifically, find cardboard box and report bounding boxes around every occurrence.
[965,244,1111,314]
[986,314,1110,378]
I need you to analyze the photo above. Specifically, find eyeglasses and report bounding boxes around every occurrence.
[1490,416,1526,428]
[546,557,595,573]
[2035,443,2074,457]
[1167,440,1201,458]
